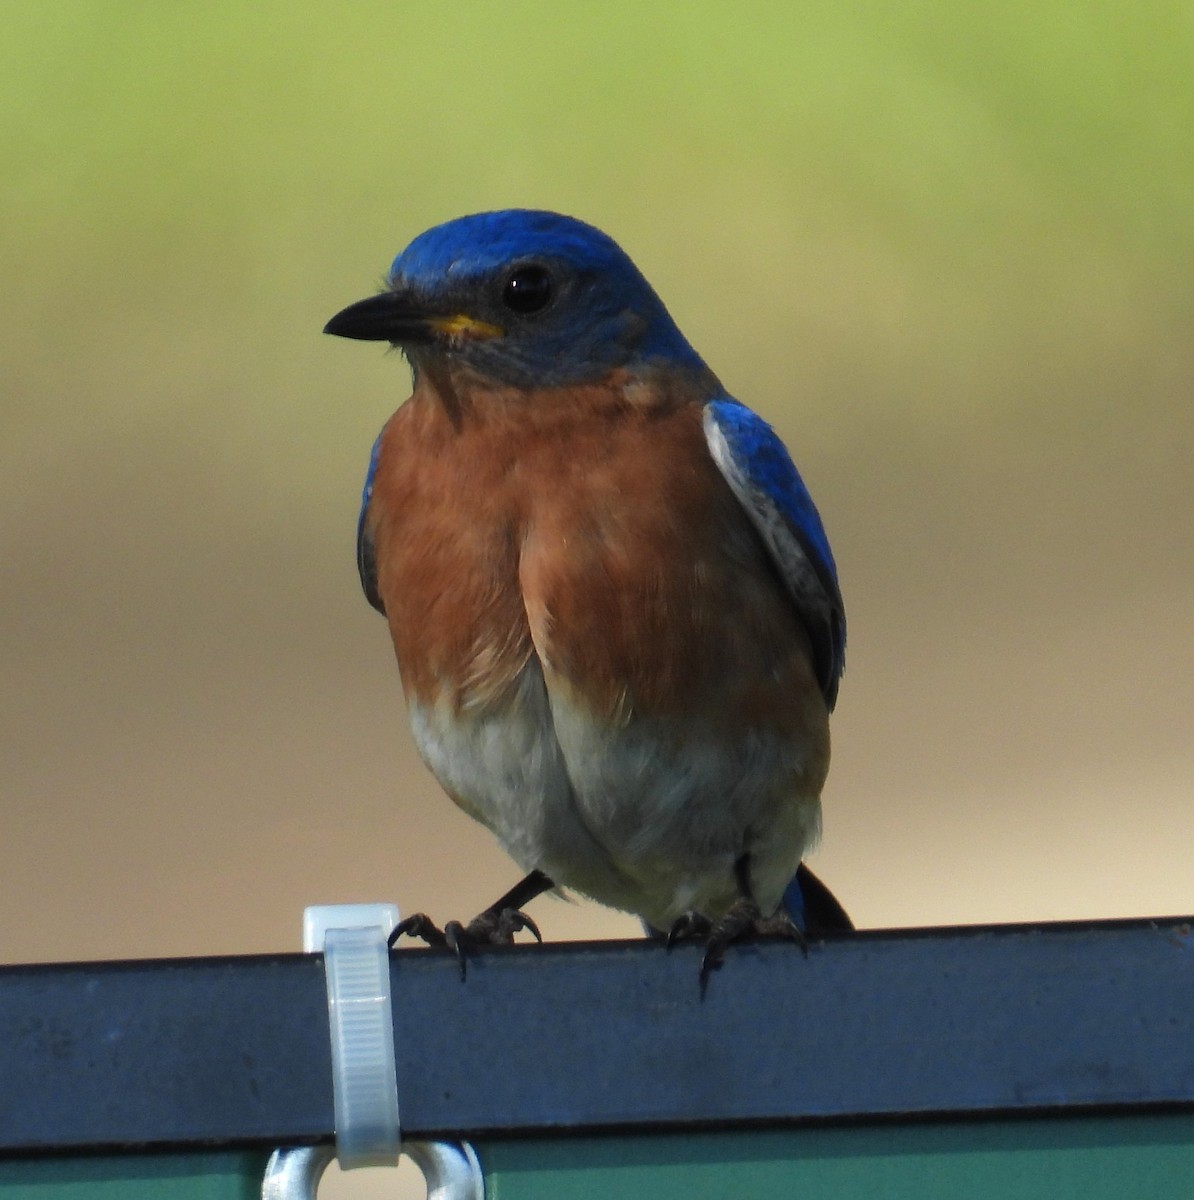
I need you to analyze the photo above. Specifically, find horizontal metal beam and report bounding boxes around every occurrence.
[0,917,1191,1155]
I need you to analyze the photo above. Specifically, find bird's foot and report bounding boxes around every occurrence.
[449,905,543,951]
[388,869,554,978]
[665,911,712,947]
[389,905,542,979]
[699,899,807,993]
[389,911,450,948]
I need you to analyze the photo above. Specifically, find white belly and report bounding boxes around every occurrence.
[409,658,822,929]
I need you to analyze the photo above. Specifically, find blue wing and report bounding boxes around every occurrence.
[703,396,845,708]
[357,430,385,615]
[782,864,854,934]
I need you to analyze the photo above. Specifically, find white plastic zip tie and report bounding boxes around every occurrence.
[262,903,483,1199]
[304,903,402,1169]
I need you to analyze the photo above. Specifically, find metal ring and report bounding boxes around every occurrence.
[261,1145,335,1200]
[405,1141,485,1200]
[261,1141,483,1200]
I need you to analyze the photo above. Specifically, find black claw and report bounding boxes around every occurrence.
[466,905,543,947]
[696,898,809,996]
[666,912,711,949]
[389,913,448,948]
[491,908,542,944]
[774,915,809,956]
[698,944,724,995]
[386,871,555,979]
[443,920,470,980]
[396,904,545,980]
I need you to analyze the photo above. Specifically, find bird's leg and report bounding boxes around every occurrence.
[389,869,555,978]
[700,855,806,991]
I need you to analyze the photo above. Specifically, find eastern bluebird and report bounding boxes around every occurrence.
[325,210,849,978]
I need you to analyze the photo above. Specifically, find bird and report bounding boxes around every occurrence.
[324,209,849,981]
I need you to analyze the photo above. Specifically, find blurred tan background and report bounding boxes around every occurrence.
[2,3,1192,1192]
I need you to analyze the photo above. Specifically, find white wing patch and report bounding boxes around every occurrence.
[702,406,835,631]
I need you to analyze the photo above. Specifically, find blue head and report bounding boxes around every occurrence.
[324,210,706,386]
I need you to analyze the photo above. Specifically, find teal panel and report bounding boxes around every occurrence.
[0,1152,268,1199]
[480,1114,1194,1200]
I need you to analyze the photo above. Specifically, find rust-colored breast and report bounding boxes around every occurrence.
[365,379,532,713]
[366,362,821,737]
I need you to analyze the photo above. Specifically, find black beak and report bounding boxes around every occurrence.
[323,291,437,343]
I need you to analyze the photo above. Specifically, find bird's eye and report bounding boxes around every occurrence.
[502,265,554,314]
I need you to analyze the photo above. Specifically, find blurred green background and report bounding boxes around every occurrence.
[3,3,1192,1194]
[3,0,1192,994]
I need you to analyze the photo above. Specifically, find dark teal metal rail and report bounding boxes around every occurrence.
[1,918,1192,1196]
